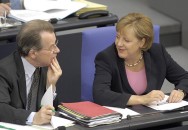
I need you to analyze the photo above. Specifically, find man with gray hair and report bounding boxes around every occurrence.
[0,19,62,125]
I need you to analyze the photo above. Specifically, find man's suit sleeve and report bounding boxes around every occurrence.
[0,71,31,125]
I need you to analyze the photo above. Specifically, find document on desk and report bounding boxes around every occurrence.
[33,116,74,129]
[146,95,188,111]
[105,106,140,119]
[0,122,38,130]
[8,0,87,22]
[9,10,52,22]
[75,0,108,16]
[50,116,74,128]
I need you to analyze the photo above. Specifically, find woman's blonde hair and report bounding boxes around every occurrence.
[116,13,154,51]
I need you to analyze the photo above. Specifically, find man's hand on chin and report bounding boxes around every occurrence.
[47,57,62,88]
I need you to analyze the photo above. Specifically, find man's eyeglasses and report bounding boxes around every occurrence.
[41,40,59,53]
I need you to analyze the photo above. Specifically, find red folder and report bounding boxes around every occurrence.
[58,101,121,120]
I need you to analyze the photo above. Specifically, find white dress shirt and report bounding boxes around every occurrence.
[21,57,56,125]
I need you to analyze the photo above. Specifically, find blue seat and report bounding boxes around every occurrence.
[81,25,160,101]
[153,25,160,44]
[0,42,17,60]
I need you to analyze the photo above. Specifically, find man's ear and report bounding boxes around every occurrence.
[28,49,37,59]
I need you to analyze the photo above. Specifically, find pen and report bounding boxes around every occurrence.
[157,101,168,106]
[49,18,58,24]
[53,126,66,130]
[52,109,56,113]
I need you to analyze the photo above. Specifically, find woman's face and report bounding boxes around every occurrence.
[115,27,144,60]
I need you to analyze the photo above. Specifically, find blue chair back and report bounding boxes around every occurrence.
[81,26,116,101]
[0,42,17,60]
[153,25,160,44]
[81,25,160,101]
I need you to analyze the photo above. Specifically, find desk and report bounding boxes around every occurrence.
[162,125,188,130]
[66,105,188,130]
[0,105,188,130]
[0,13,118,40]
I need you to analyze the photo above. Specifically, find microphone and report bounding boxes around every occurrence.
[54,126,66,130]
[49,18,58,24]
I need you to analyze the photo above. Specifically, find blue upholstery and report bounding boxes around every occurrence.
[10,0,22,9]
[81,25,160,101]
[81,26,116,101]
[153,25,160,44]
[0,42,17,60]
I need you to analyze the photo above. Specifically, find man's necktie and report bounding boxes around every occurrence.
[27,68,40,111]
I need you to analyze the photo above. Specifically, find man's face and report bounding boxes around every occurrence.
[34,31,60,67]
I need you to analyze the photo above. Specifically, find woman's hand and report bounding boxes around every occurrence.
[128,90,165,105]
[47,57,62,89]
[141,90,165,105]
[168,89,184,103]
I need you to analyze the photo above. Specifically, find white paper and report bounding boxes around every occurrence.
[9,0,86,22]
[32,124,53,130]
[23,0,87,20]
[147,95,188,110]
[41,85,53,106]
[0,122,38,130]
[9,10,52,22]
[105,106,140,119]
[51,116,74,128]
[24,0,82,11]
[0,121,54,130]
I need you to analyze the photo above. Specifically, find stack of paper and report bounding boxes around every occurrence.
[75,0,107,16]
[8,0,87,22]
[58,101,122,127]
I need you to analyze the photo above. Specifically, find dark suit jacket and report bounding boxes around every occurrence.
[0,51,48,125]
[93,43,188,108]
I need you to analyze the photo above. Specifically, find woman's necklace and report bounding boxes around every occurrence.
[125,52,143,67]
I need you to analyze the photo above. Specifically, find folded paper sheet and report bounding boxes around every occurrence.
[40,85,74,129]
[41,85,53,106]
